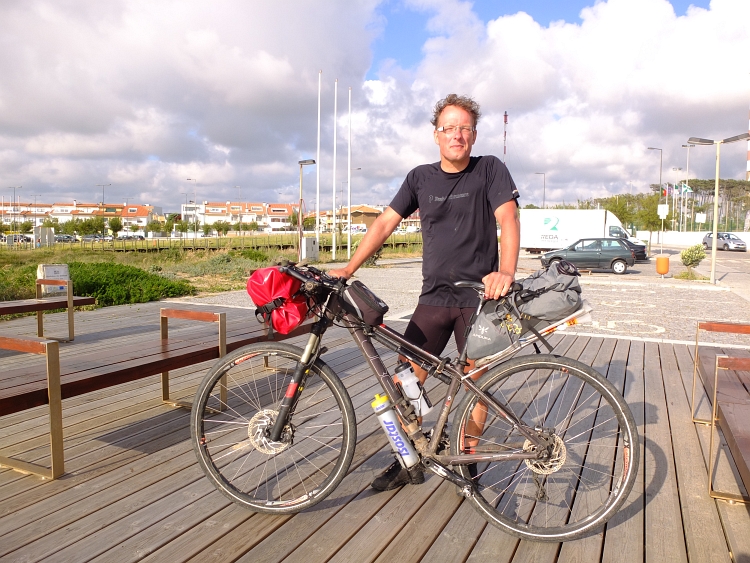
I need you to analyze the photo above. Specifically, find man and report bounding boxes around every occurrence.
[329,93,521,491]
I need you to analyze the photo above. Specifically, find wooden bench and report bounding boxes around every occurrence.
[690,321,750,504]
[0,307,312,479]
[0,279,96,342]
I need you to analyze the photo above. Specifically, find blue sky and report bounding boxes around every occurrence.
[0,0,745,210]
[369,0,713,79]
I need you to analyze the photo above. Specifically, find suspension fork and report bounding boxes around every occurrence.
[268,319,328,442]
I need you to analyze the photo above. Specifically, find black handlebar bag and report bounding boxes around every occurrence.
[340,280,389,325]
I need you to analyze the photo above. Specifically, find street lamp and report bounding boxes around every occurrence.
[534,172,546,208]
[298,159,316,262]
[96,183,111,206]
[671,167,682,231]
[647,147,663,200]
[187,179,198,234]
[682,144,694,232]
[688,132,750,284]
[6,186,22,231]
[347,167,361,258]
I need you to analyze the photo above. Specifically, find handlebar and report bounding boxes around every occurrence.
[454,279,523,295]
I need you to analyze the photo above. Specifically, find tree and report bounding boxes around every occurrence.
[214,221,231,236]
[680,244,706,275]
[202,223,212,237]
[289,210,298,227]
[176,220,189,234]
[19,221,33,234]
[303,216,316,230]
[164,219,174,234]
[248,221,259,232]
[523,203,540,209]
[130,224,140,234]
[41,218,59,229]
[109,217,123,238]
[636,194,662,253]
[146,220,163,234]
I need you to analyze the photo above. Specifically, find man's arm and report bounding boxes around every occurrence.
[328,207,403,279]
[482,199,520,299]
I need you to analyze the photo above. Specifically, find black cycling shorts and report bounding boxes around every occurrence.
[403,304,475,357]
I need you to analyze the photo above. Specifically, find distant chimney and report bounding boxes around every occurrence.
[73,199,77,207]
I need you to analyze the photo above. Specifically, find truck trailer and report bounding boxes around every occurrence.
[519,209,640,253]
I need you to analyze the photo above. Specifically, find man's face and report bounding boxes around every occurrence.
[433,105,477,168]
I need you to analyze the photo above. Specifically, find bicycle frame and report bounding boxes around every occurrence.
[270,267,592,473]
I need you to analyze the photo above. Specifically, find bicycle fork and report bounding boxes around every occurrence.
[268,326,324,443]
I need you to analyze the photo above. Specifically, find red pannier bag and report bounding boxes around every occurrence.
[247,267,310,335]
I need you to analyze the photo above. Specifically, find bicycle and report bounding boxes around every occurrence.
[190,264,639,542]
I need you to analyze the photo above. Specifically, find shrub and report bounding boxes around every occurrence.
[680,244,706,273]
[239,249,268,262]
[68,262,195,306]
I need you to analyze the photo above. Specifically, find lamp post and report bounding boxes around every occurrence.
[671,167,682,231]
[348,167,361,258]
[31,195,41,229]
[681,144,694,231]
[186,179,198,234]
[234,185,242,235]
[647,147,663,245]
[6,186,21,231]
[688,133,750,284]
[534,172,546,208]
[96,183,111,206]
[298,159,316,262]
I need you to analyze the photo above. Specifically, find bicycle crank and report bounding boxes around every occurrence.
[248,409,293,454]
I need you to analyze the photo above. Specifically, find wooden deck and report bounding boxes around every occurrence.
[1,302,750,563]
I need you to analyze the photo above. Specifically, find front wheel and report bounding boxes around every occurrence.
[612,259,627,274]
[450,354,639,542]
[723,244,730,251]
[191,342,357,514]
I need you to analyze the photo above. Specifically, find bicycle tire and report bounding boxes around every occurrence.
[191,342,357,514]
[449,354,638,542]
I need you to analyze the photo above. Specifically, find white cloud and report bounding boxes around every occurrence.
[0,0,748,212]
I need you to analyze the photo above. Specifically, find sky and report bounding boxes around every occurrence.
[0,0,748,213]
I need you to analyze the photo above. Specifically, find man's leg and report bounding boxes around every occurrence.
[370,304,455,491]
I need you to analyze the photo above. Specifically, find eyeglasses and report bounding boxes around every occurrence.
[436,125,475,136]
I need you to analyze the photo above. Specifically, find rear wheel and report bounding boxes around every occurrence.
[703,242,709,249]
[449,354,639,542]
[723,244,730,251]
[612,259,627,274]
[191,342,356,514]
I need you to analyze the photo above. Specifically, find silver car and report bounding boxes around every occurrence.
[702,232,747,252]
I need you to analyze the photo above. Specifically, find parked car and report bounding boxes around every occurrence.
[620,239,648,261]
[702,232,746,252]
[54,234,76,243]
[5,234,30,244]
[81,234,102,242]
[539,237,635,275]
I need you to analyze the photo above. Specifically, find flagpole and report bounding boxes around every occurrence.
[316,70,321,239]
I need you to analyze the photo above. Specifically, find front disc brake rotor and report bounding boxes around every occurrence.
[248,409,291,455]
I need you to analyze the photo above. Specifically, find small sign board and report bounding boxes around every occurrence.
[695,212,706,224]
[657,204,669,219]
[37,264,69,297]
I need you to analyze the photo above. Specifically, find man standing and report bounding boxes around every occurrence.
[329,93,521,491]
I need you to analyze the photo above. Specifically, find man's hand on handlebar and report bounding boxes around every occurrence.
[327,267,352,280]
[482,270,516,300]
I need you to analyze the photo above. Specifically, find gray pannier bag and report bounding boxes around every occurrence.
[466,260,583,363]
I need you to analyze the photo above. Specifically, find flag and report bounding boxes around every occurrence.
[681,184,693,193]
[662,187,667,196]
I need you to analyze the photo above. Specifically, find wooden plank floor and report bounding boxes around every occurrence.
[1,304,750,562]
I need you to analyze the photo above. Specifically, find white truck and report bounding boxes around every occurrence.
[519,209,641,252]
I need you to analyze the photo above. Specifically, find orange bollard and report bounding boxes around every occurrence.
[656,255,669,275]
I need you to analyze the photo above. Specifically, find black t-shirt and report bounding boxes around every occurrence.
[389,155,519,307]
